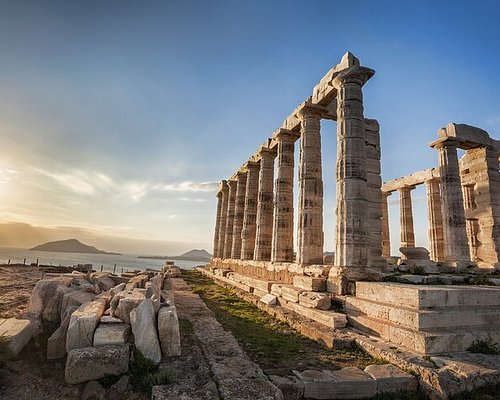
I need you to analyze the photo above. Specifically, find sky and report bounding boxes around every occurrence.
[0,0,499,255]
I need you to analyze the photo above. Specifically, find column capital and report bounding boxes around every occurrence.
[242,160,260,172]
[235,170,247,179]
[424,177,441,185]
[296,101,325,120]
[332,65,375,88]
[273,128,300,142]
[227,179,237,190]
[381,191,392,198]
[257,145,277,159]
[219,180,228,193]
[398,185,416,194]
[429,137,460,150]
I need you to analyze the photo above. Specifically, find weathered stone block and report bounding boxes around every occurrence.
[293,276,326,292]
[66,299,107,352]
[298,292,331,310]
[364,364,417,394]
[65,345,129,384]
[0,318,36,355]
[284,301,347,328]
[157,305,181,357]
[111,290,145,324]
[93,323,131,346]
[130,298,162,364]
[281,285,304,303]
[260,294,277,306]
[43,285,76,322]
[27,277,73,320]
[47,306,78,359]
[60,289,96,317]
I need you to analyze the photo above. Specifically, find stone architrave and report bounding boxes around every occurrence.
[223,179,237,259]
[272,129,297,262]
[332,64,374,270]
[398,186,415,249]
[217,181,229,259]
[212,188,223,258]
[297,105,324,265]
[241,161,260,260]
[231,171,248,259]
[425,178,445,262]
[254,147,276,261]
[435,140,470,263]
[381,192,391,259]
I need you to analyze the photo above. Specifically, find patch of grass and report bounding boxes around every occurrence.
[468,275,495,286]
[467,340,499,355]
[181,269,382,372]
[129,346,175,395]
[450,382,500,400]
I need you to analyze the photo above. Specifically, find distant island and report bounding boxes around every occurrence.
[29,239,121,255]
[139,248,212,262]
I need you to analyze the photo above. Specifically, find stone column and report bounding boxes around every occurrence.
[398,186,415,249]
[272,129,297,262]
[223,179,237,259]
[435,141,470,263]
[241,161,260,260]
[425,178,445,262]
[254,147,276,261]
[381,192,391,259]
[231,171,247,259]
[217,181,229,258]
[212,189,223,258]
[297,105,324,265]
[332,67,373,270]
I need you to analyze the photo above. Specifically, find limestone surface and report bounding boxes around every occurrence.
[93,323,131,346]
[66,298,107,352]
[157,305,181,357]
[130,298,162,364]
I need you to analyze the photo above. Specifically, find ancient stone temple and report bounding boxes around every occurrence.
[206,53,500,380]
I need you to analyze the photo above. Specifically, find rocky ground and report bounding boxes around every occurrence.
[0,265,42,318]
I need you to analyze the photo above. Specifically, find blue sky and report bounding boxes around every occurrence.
[0,0,499,254]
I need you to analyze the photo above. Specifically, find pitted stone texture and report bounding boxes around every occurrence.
[60,289,96,317]
[364,364,417,394]
[65,345,129,384]
[27,277,73,320]
[231,171,247,259]
[130,298,162,364]
[293,276,326,292]
[111,289,145,324]
[43,285,76,322]
[260,294,277,306]
[95,275,116,292]
[0,318,36,356]
[93,323,130,346]
[298,292,331,310]
[241,162,260,261]
[280,285,304,303]
[158,305,181,357]
[223,179,237,259]
[66,298,107,352]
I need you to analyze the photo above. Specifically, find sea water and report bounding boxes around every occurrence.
[0,247,204,273]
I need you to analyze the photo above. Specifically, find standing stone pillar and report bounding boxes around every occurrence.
[223,179,237,259]
[425,178,445,262]
[297,105,324,265]
[381,192,391,259]
[241,161,260,260]
[435,141,470,263]
[217,181,229,258]
[213,188,223,258]
[332,67,373,270]
[398,186,415,249]
[231,171,247,259]
[254,147,276,261]
[272,129,297,262]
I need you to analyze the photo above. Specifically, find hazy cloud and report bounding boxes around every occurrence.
[153,181,218,193]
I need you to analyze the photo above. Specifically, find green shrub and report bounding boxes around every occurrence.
[129,346,175,395]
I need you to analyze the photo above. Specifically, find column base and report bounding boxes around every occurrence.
[327,266,382,295]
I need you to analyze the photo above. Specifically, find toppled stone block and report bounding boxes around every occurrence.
[364,364,417,394]
[293,276,326,292]
[0,318,36,355]
[269,375,304,400]
[26,277,73,320]
[158,305,181,357]
[43,285,77,322]
[65,345,129,384]
[281,285,304,303]
[95,276,116,292]
[66,299,107,352]
[60,289,96,318]
[47,306,78,359]
[399,246,430,260]
[130,298,162,364]
[100,315,123,323]
[111,290,145,324]
[125,274,149,290]
[93,323,131,346]
[298,292,331,310]
[110,282,126,296]
[260,294,277,306]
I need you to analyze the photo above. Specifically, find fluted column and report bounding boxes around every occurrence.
[254,147,276,261]
[231,171,247,259]
[333,66,373,269]
[297,106,324,265]
[241,161,260,260]
[216,181,229,258]
[213,189,223,258]
[425,178,445,262]
[272,129,297,262]
[436,141,470,263]
[399,186,415,249]
[381,192,391,258]
[223,179,237,259]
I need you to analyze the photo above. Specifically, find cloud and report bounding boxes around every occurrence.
[180,197,206,202]
[153,181,218,193]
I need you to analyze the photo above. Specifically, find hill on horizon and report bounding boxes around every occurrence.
[138,248,212,261]
[30,239,121,255]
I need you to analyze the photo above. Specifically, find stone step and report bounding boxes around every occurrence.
[348,312,500,354]
[283,299,347,329]
[355,282,500,310]
[345,296,500,330]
